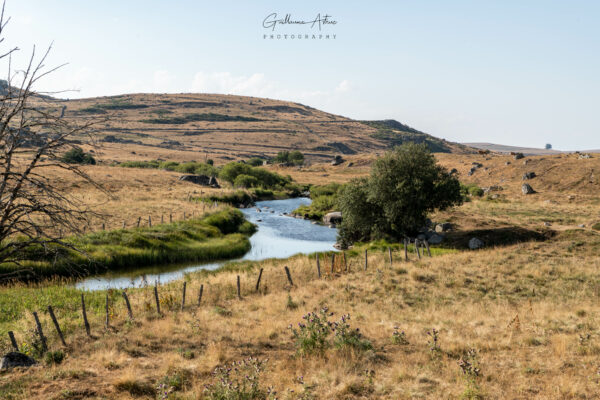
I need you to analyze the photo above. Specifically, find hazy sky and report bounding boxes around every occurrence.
[4,1,599,150]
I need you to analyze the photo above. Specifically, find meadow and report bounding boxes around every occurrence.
[1,151,600,399]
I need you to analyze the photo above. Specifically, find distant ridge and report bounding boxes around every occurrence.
[464,142,599,155]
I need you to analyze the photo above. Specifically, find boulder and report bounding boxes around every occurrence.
[522,183,535,195]
[427,233,444,245]
[435,222,452,233]
[179,175,220,188]
[513,152,525,160]
[468,237,484,250]
[522,172,536,180]
[483,185,503,194]
[0,352,37,370]
[331,155,345,166]
[467,166,478,176]
[323,211,342,224]
[579,154,591,159]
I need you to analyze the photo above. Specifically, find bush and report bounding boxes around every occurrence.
[234,174,259,188]
[247,157,265,167]
[219,162,290,189]
[44,350,65,365]
[592,222,600,231]
[338,143,462,245]
[61,147,96,165]
[289,307,332,356]
[461,183,484,198]
[204,358,269,400]
[332,314,372,351]
[273,150,304,165]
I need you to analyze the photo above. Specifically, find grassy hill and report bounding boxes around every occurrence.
[30,92,472,165]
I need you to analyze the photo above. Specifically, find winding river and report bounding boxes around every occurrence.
[76,198,337,291]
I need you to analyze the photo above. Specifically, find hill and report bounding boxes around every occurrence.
[30,92,473,164]
[464,142,600,155]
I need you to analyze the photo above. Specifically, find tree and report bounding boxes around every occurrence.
[338,143,462,246]
[61,146,96,165]
[545,143,552,150]
[0,3,103,273]
[273,150,304,165]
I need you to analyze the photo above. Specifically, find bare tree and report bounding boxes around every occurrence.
[0,2,104,278]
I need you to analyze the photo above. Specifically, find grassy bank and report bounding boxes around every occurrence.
[0,208,255,282]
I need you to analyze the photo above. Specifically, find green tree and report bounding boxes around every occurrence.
[289,150,304,165]
[338,143,462,245]
[61,147,96,165]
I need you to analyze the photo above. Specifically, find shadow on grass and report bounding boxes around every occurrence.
[442,227,555,249]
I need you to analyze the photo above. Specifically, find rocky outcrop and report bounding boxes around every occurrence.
[0,352,37,370]
[522,183,535,195]
[323,211,342,224]
[435,222,452,233]
[179,175,220,188]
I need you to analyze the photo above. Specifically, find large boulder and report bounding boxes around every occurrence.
[435,222,452,233]
[427,233,444,245]
[331,155,345,166]
[323,211,342,224]
[522,183,535,195]
[513,152,525,160]
[468,237,484,250]
[0,352,37,370]
[522,172,536,180]
[179,175,220,188]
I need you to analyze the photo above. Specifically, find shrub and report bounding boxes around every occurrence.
[391,326,409,345]
[247,157,265,167]
[203,357,270,400]
[273,150,304,165]
[234,174,259,188]
[592,222,600,231]
[461,183,484,198]
[44,350,65,365]
[289,307,333,356]
[332,314,372,351]
[219,162,290,189]
[61,147,96,165]
[338,143,462,245]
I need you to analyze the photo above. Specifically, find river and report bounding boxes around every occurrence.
[75,198,337,290]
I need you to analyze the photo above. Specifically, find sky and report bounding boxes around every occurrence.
[3,0,600,150]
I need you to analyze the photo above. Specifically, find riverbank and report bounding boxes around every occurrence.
[0,208,255,282]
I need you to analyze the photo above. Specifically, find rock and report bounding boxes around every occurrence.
[449,168,458,174]
[578,224,585,228]
[472,162,483,168]
[329,224,336,228]
[331,155,345,166]
[513,152,524,160]
[579,154,591,159]
[0,352,37,370]
[483,185,503,194]
[567,195,575,201]
[179,175,220,188]
[523,160,529,165]
[522,172,536,180]
[468,237,484,250]
[301,191,310,197]
[543,222,551,227]
[347,162,354,167]
[522,183,535,195]
[435,222,452,233]
[468,166,478,176]
[505,161,511,165]
[427,233,444,244]
[417,233,427,241]
[323,211,342,224]
[311,221,318,225]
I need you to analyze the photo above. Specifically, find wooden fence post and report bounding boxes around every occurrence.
[148,215,152,227]
[32,311,48,353]
[47,306,66,346]
[415,239,421,259]
[198,284,204,305]
[154,282,161,315]
[81,294,91,337]
[330,253,335,274]
[8,331,19,352]
[364,249,368,271]
[424,240,431,257]
[161,214,164,224]
[122,291,133,320]
[181,282,187,311]
[285,266,294,286]
[316,254,321,278]
[343,251,348,272]
[183,211,186,220]
[255,268,263,292]
[122,220,126,229]
[101,223,105,231]
[169,213,173,223]
[137,217,141,228]
[237,275,242,299]
[388,247,393,266]
[105,293,110,328]
[404,238,408,261]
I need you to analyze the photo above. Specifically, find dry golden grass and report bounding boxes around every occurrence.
[2,229,600,399]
